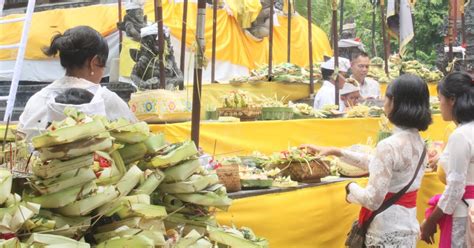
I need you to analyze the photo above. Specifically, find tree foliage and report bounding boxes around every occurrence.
[294,0,449,66]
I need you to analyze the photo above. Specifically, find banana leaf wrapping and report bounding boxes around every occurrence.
[131,169,165,195]
[109,121,150,144]
[25,181,97,209]
[142,141,198,169]
[115,165,143,197]
[32,154,94,179]
[30,167,96,195]
[0,200,40,233]
[173,185,232,211]
[56,185,119,217]
[0,169,13,205]
[95,235,154,248]
[158,174,219,194]
[25,233,90,248]
[32,119,107,149]
[163,159,201,183]
[25,210,91,239]
[96,194,150,217]
[38,134,113,161]
[207,226,269,248]
[118,142,148,165]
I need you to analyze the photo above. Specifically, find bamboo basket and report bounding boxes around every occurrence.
[277,159,330,183]
[216,164,241,192]
[217,107,262,121]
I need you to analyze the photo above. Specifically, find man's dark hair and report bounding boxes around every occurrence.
[351,51,369,62]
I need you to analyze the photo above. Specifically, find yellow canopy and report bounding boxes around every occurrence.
[0,1,332,70]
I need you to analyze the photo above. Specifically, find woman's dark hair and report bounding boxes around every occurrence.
[437,71,474,124]
[321,68,334,81]
[55,88,94,105]
[43,26,108,70]
[385,74,432,131]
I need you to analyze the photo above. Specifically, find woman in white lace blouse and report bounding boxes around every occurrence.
[302,74,432,247]
[421,72,474,248]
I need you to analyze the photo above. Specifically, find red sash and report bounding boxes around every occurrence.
[358,190,418,227]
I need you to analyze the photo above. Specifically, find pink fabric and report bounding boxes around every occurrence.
[425,186,474,248]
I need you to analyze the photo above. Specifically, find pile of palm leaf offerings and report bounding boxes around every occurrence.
[230,63,322,84]
[0,108,267,247]
[345,104,384,118]
[368,55,443,84]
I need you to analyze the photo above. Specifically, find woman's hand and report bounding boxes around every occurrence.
[299,144,342,157]
[420,219,437,244]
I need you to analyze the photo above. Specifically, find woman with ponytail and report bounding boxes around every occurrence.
[421,71,474,247]
[19,26,136,139]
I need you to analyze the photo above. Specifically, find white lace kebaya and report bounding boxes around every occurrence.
[342,126,427,247]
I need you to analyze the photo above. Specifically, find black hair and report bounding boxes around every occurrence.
[43,26,108,70]
[351,51,369,62]
[55,88,94,105]
[437,71,474,124]
[385,74,432,131]
[321,68,334,81]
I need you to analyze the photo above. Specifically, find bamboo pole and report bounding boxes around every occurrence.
[268,0,274,81]
[287,0,292,63]
[180,0,189,74]
[191,0,207,147]
[380,0,389,75]
[308,0,314,95]
[211,0,218,83]
[332,0,339,106]
[155,0,166,89]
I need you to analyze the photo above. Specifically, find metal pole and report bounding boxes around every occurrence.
[191,0,207,147]
[268,0,274,81]
[156,0,166,89]
[287,0,292,63]
[118,0,123,52]
[211,0,218,83]
[380,0,389,75]
[339,0,344,36]
[308,0,314,95]
[332,1,339,106]
[461,12,466,46]
[180,0,189,74]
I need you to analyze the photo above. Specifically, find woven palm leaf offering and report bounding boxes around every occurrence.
[218,90,261,121]
[266,147,330,183]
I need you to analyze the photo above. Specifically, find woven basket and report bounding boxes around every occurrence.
[216,164,241,192]
[217,107,262,121]
[261,107,294,120]
[277,159,330,183]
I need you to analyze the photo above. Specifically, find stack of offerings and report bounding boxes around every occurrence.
[23,109,169,246]
[139,140,232,234]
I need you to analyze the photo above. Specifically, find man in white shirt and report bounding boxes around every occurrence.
[313,57,351,110]
[351,51,381,99]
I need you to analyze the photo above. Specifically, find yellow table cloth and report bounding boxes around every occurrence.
[150,114,449,156]
[215,173,444,248]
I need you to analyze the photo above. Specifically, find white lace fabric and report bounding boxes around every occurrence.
[438,121,474,217]
[342,127,426,247]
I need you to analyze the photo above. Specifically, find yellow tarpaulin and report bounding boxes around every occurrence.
[149,114,449,156]
[215,173,444,248]
[1,1,332,71]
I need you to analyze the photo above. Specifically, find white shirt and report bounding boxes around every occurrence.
[342,127,426,247]
[438,121,474,217]
[18,76,137,140]
[313,81,344,111]
[359,77,381,99]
